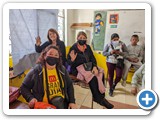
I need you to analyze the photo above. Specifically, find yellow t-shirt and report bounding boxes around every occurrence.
[43,68,64,103]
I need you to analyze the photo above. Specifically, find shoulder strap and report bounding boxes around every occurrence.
[44,64,51,104]
[110,44,114,50]
[83,52,89,62]
[56,67,65,96]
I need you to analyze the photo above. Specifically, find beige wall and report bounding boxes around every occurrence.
[105,10,145,47]
[66,9,75,46]
[66,9,145,49]
[66,9,94,46]
[74,9,94,23]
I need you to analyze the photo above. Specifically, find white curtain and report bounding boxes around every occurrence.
[9,9,58,75]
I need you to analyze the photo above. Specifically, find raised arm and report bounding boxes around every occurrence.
[35,41,50,53]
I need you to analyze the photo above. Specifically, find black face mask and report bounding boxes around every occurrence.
[78,40,87,45]
[46,56,59,66]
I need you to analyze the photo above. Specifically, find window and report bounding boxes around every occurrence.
[58,9,65,41]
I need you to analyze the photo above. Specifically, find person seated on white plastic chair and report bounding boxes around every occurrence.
[122,35,144,87]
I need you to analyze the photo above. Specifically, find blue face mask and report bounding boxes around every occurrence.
[112,41,119,47]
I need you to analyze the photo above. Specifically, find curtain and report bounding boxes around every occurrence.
[9,9,58,75]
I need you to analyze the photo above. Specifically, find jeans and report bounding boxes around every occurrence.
[107,62,123,89]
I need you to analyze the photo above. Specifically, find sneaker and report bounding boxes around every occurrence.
[100,98,114,109]
[121,80,126,87]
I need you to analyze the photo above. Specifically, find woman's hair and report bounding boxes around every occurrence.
[77,31,87,39]
[111,33,119,40]
[47,28,60,43]
[131,34,139,41]
[36,45,62,68]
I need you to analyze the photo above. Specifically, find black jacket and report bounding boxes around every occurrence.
[35,40,67,66]
[67,43,97,76]
[20,64,75,104]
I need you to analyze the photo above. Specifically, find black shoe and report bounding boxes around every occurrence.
[109,88,113,96]
[112,83,116,90]
[100,98,114,109]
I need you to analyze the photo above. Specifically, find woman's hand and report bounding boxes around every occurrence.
[70,50,77,62]
[110,50,116,54]
[68,103,78,109]
[36,36,41,46]
[114,50,120,55]
[92,66,98,76]
[28,98,38,109]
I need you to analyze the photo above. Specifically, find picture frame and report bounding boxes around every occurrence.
[109,14,119,24]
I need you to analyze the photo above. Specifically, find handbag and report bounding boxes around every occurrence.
[83,62,93,71]
[82,52,94,71]
[116,58,124,69]
[110,44,124,69]
[50,96,64,109]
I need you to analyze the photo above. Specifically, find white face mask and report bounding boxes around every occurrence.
[112,41,119,47]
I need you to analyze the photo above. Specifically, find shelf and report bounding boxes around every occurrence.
[70,23,93,29]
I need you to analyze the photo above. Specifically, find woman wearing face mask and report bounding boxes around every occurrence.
[35,28,67,66]
[67,31,114,109]
[103,33,128,96]
[21,45,77,109]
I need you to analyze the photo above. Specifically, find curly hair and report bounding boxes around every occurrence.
[36,45,62,68]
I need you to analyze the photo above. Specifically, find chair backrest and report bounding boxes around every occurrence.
[66,46,71,57]
[93,52,107,77]
[9,55,13,68]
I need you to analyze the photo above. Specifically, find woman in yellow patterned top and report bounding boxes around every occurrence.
[21,45,77,109]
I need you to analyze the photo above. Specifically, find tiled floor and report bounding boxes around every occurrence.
[74,81,139,109]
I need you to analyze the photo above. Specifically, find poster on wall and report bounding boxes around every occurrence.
[92,11,107,51]
[109,14,119,24]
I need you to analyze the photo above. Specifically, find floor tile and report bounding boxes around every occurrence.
[73,80,138,109]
